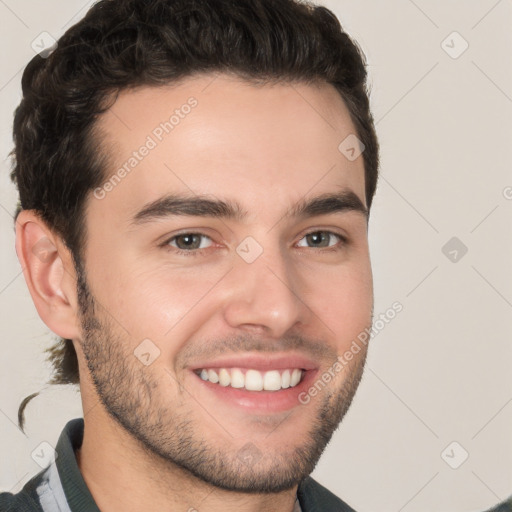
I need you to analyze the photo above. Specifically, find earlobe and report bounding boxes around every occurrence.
[15,211,81,340]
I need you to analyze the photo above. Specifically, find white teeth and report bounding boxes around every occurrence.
[263,370,281,391]
[281,369,291,389]
[219,368,230,387]
[197,367,304,391]
[290,369,301,387]
[245,369,263,391]
[230,368,245,388]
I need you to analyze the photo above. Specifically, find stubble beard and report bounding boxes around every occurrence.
[76,268,368,493]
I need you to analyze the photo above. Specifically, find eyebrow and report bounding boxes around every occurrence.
[130,190,368,225]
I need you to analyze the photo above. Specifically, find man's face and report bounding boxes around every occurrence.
[77,74,373,492]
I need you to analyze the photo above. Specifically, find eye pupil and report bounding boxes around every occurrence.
[176,234,201,249]
[307,232,329,247]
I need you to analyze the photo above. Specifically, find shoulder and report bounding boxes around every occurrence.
[484,497,512,512]
[0,492,43,511]
[0,468,47,512]
[297,476,357,512]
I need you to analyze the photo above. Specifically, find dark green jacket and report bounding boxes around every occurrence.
[485,499,512,512]
[0,419,356,511]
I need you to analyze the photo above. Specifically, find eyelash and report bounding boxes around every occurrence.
[162,230,348,257]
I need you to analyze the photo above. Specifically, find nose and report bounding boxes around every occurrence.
[221,243,312,339]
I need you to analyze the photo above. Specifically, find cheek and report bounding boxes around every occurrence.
[303,261,373,348]
[93,262,230,347]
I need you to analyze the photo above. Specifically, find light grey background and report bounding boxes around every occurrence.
[1,1,511,511]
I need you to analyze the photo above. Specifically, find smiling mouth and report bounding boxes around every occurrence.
[194,367,305,391]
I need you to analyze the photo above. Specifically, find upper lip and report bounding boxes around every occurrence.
[189,353,319,372]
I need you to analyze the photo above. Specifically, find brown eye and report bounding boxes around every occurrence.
[168,233,213,251]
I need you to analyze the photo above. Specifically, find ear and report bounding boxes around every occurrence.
[15,210,82,340]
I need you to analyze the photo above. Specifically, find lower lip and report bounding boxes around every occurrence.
[191,370,319,413]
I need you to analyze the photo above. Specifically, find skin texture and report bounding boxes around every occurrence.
[16,73,373,512]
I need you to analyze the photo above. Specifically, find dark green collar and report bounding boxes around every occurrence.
[55,419,100,512]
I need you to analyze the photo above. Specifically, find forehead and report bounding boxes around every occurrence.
[90,74,366,226]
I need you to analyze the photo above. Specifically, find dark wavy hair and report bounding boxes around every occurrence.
[12,0,379,429]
